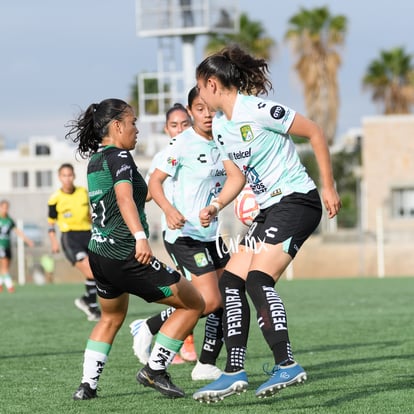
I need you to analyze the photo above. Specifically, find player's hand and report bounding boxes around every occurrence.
[134,239,153,265]
[165,206,186,230]
[199,205,217,228]
[51,241,60,254]
[321,186,342,218]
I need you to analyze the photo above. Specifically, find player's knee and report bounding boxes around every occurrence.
[202,296,222,315]
[218,270,245,298]
[184,282,205,315]
[245,270,275,298]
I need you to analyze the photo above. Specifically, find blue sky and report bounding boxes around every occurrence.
[0,0,413,147]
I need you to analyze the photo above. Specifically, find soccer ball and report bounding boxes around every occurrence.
[234,185,260,226]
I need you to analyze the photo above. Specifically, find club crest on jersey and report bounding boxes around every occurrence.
[240,125,254,142]
[194,252,208,267]
[167,156,178,166]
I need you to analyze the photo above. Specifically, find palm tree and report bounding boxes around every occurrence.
[204,13,275,59]
[285,6,347,146]
[362,47,414,114]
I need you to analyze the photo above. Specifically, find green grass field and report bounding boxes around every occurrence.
[1,277,413,414]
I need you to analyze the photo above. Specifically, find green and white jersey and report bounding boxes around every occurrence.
[0,215,15,249]
[213,93,316,209]
[155,127,226,243]
[87,145,149,260]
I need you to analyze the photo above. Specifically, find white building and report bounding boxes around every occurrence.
[0,135,240,247]
[0,136,88,235]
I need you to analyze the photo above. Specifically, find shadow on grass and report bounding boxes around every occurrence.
[316,377,414,408]
[295,339,402,354]
[0,349,83,360]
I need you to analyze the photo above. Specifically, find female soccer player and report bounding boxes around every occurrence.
[130,103,198,365]
[66,98,204,400]
[132,87,229,381]
[0,200,33,293]
[192,45,341,402]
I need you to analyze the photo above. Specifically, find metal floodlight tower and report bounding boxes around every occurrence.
[135,0,239,124]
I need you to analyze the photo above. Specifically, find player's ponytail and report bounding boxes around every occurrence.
[65,99,131,158]
[196,44,272,96]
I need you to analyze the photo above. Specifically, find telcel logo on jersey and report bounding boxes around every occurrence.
[208,168,226,177]
[167,156,178,166]
[229,147,251,161]
[240,125,254,142]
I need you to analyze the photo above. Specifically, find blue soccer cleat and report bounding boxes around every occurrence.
[255,362,307,398]
[193,370,248,403]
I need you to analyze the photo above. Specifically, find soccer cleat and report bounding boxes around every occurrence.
[7,286,15,293]
[72,382,97,400]
[171,354,185,365]
[74,297,94,320]
[129,319,153,364]
[192,370,248,403]
[255,362,307,398]
[180,334,197,362]
[87,307,101,322]
[191,361,222,381]
[136,365,185,398]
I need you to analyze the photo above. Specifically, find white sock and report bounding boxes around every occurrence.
[148,343,176,371]
[81,349,108,389]
[147,333,183,371]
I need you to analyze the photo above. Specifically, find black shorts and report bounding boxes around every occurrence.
[61,231,91,265]
[0,246,11,260]
[163,236,230,279]
[241,189,322,258]
[88,250,181,301]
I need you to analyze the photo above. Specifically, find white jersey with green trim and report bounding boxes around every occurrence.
[145,145,174,233]
[213,93,316,209]
[155,127,226,243]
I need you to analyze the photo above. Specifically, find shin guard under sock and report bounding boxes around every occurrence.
[219,270,250,372]
[245,270,294,364]
[198,308,224,365]
[146,307,176,335]
[85,279,97,305]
